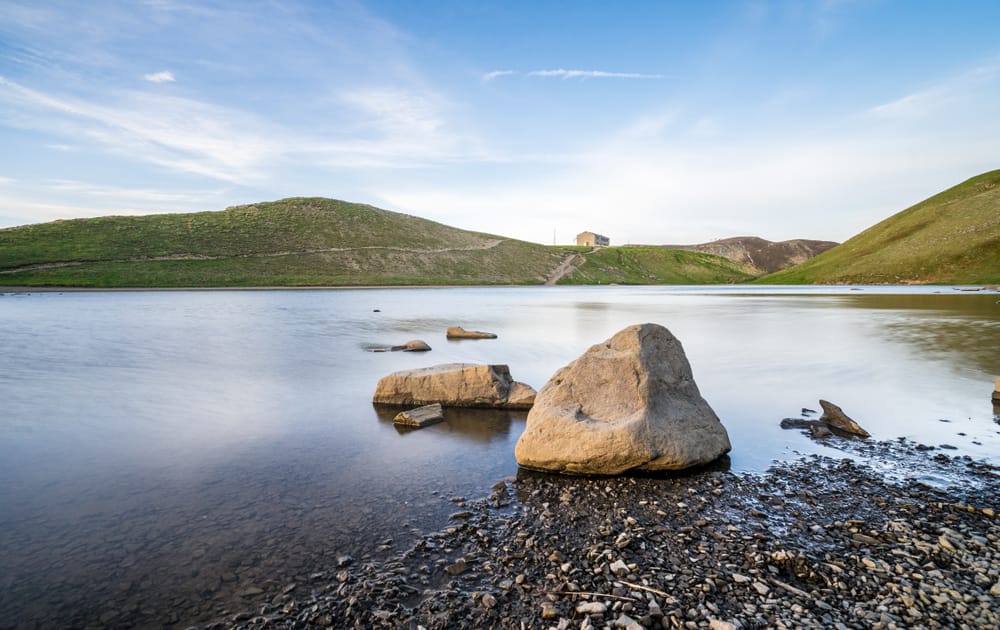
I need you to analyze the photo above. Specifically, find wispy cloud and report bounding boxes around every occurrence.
[482,69,663,81]
[0,75,282,184]
[143,70,176,83]
[868,88,946,119]
[0,176,16,186]
[45,179,218,204]
[528,69,663,80]
[482,69,516,82]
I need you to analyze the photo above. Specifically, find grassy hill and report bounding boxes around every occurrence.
[761,170,1000,285]
[0,198,755,288]
[0,198,569,287]
[557,246,757,285]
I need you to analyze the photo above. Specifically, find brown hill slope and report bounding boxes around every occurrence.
[651,237,838,274]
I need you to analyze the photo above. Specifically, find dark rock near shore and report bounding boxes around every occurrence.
[516,323,731,474]
[366,339,432,352]
[782,401,871,439]
[819,399,871,437]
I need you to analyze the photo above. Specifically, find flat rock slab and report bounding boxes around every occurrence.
[515,323,731,475]
[446,326,497,339]
[373,363,535,409]
[393,403,445,428]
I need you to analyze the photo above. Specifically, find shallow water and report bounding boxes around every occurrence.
[1,286,998,627]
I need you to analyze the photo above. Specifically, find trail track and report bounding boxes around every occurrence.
[0,239,506,275]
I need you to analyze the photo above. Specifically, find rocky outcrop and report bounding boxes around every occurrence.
[515,323,731,474]
[446,326,497,340]
[393,403,444,428]
[373,363,535,409]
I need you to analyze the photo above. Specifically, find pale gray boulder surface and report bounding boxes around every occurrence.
[515,323,731,474]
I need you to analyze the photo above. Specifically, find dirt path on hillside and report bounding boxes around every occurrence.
[544,250,591,285]
[0,239,506,275]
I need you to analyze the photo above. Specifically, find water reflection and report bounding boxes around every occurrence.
[373,405,524,443]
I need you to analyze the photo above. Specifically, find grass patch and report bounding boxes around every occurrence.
[558,247,756,285]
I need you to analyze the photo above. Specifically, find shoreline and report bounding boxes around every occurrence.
[209,437,999,629]
[2,284,996,294]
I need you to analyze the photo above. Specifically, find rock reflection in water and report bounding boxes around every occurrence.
[373,404,523,443]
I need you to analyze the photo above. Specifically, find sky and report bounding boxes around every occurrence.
[1,1,999,245]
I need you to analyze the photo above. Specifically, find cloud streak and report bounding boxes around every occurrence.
[482,68,663,81]
[143,70,176,83]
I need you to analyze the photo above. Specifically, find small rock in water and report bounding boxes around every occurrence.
[480,592,497,609]
[446,326,498,339]
[445,558,468,575]
[336,555,353,568]
[819,400,871,437]
[393,403,445,428]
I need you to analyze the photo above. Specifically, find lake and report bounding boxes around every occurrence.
[1,286,998,627]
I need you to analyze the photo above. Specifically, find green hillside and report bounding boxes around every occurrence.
[0,198,567,287]
[761,170,1000,284]
[0,197,756,288]
[558,246,757,285]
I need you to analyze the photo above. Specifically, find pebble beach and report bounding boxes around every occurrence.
[212,436,1000,630]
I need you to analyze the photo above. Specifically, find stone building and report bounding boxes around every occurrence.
[576,231,610,247]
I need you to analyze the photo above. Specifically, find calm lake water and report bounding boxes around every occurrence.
[1,286,998,627]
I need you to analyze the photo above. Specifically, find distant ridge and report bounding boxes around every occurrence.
[761,169,1000,284]
[650,237,838,274]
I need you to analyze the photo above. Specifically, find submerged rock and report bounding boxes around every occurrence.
[819,400,871,437]
[393,403,445,428]
[515,323,731,475]
[446,326,498,340]
[373,363,535,409]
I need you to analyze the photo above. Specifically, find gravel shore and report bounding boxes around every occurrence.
[212,438,999,630]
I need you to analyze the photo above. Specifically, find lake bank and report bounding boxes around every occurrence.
[214,437,1000,629]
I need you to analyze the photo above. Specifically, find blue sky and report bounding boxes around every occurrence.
[1,1,998,244]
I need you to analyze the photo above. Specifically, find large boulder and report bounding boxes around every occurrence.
[515,323,731,474]
[373,363,535,409]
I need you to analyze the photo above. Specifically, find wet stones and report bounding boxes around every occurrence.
[214,437,999,630]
